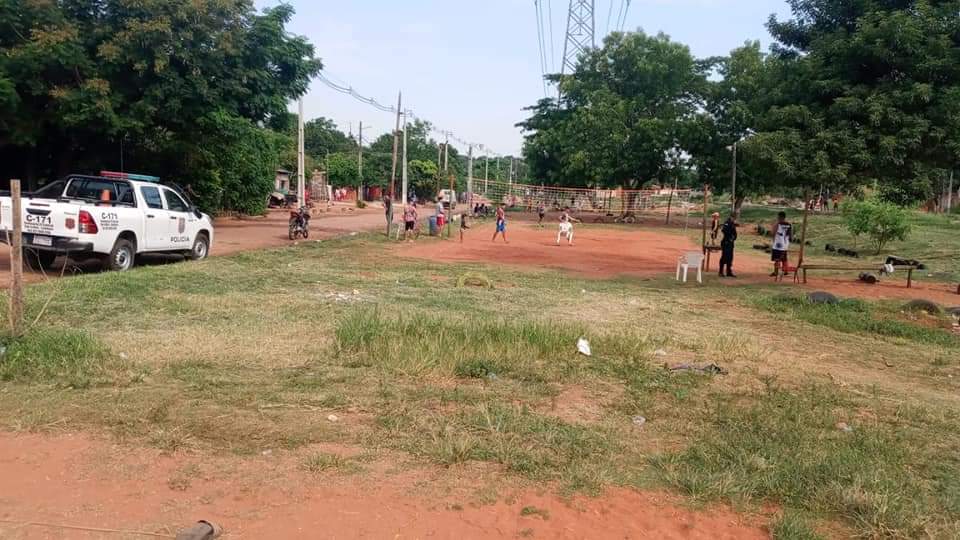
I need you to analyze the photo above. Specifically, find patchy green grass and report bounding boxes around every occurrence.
[733,205,960,282]
[753,294,960,348]
[0,231,957,537]
[0,328,111,386]
[653,383,958,538]
[771,511,826,540]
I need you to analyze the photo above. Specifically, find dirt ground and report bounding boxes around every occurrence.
[401,218,960,305]
[0,432,769,540]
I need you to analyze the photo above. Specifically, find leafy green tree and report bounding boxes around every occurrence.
[408,160,439,198]
[325,152,359,188]
[0,1,320,213]
[766,0,960,204]
[842,198,911,254]
[520,31,708,189]
[303,117,353,159]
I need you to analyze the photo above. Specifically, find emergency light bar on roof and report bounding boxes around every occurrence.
[99,171,160,182]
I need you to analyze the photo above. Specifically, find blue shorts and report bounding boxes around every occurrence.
[496,220,506,233]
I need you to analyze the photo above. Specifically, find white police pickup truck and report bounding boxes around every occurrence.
[0,172,214,271]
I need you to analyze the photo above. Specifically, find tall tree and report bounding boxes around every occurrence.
[520,31,708,189]
[0,0,320,213]
[765,0,960,204]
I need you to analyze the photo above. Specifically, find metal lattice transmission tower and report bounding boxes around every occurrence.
[560,0,595,76]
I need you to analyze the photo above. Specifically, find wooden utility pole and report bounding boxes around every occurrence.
[8,180,24,336]
[798,189,811,267]
[357,121,364,202]
[701,184,710,252]
[665,174,679,225]
[484,153,489,195]
[389,92,402,200]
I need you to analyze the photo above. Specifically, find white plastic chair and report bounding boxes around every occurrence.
[676,251,705,284]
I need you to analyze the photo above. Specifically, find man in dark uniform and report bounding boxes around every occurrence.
[718,215,738,278]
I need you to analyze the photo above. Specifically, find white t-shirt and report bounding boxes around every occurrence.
[773,222,792,251]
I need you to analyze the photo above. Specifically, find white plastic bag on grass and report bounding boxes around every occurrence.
[577,338,592,357]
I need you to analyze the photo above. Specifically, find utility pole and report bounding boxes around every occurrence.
[401,112,409,205]
[297,98,305,208]
[8,180,24,336]
[390,92,402,200]
[731,141,737,218]
[443,133,450,177]
[467,145,474,208]
[508,158,515,199]
[357,121,364,202]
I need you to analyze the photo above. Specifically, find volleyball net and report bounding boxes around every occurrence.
[466,178,698,220]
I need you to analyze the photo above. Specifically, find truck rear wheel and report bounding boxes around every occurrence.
[25,249,57,272]
[104,238,135,272]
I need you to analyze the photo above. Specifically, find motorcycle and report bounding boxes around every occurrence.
[289,206,310,240]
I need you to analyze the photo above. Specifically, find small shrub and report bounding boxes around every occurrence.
[841,198,911,254]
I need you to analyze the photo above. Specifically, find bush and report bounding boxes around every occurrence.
[841,198,911,254]
[177,111,283,215]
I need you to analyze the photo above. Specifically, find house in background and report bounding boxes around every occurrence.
[275,169,292,193]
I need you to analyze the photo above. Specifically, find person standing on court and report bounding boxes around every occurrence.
[770,211,792,277]
[383,193,393,237]
[718,215,738,278]
[491,204,508,243]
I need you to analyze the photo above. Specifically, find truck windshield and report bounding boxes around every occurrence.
[64,179,136,205]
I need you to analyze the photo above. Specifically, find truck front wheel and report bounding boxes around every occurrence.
[189,233,209,261]
[104,238,135,272]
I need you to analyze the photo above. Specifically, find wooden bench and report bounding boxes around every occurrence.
[795,263,920,288]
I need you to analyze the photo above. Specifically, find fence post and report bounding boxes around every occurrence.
[8,179,24,336]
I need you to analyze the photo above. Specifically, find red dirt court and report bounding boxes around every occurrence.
[401,217,960,305]
[0,432,768,539]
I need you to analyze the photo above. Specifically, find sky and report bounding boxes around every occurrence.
[256,0,793,156]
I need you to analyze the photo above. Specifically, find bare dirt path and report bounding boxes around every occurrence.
[0,205,390,289]
[0,432,770,539]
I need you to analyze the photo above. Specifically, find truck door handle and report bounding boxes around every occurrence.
[169,216,178,220]
[146,214,155,218]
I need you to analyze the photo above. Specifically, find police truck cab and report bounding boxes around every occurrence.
[0,172,214,272]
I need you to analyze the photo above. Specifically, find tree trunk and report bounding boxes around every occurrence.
[734,195,746,219]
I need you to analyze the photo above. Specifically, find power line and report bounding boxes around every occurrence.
[534,0,549,97]
[314,71,503,156]
[614,0,625,33]
[547,0,556,72]
[618,0,632,32]
[605,0,615,35]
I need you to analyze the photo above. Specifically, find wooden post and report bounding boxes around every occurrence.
[798,189,811,268]
[701,184,709,252]
[665,175,678,225]
[9,179,24,336]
